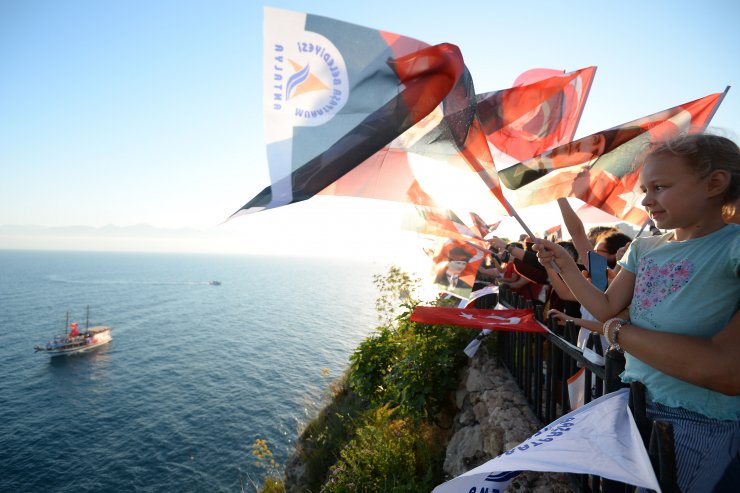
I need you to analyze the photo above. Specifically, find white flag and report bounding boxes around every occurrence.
[433,389,660,492]
[463,285,499,308]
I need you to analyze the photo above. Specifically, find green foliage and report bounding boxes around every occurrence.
[280,266,480,491]
[319,406,440,493]
[292,380,369,491]
[349,266,476,422]
[257,477,284,493]
[384,319,475,422]
[372,265,420,328]
[347,326,398,405]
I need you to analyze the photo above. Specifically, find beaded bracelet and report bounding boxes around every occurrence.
[611,321,625,352]
[603,318,628,352]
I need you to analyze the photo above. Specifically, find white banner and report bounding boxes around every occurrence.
[433,389,660,492]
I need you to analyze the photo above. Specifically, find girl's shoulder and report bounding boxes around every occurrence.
[629,231,673,254]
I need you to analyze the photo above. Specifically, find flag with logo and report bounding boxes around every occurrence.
[478,66,596,167]
[433,389,661,492]
[230,7,466,218]
[410,306,545,333]
[499,90,728,225]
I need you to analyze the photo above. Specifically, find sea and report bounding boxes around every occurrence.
[0,250,389,492]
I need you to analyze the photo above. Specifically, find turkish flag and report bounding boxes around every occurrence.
[410,307,545,333]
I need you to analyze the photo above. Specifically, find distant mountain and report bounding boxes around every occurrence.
[0,224,204,238]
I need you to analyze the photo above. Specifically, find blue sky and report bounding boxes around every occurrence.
[1,0,739,257]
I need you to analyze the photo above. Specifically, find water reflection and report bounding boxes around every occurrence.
[47,344,113,374]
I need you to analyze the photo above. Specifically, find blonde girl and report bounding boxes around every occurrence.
[535,133,739,492]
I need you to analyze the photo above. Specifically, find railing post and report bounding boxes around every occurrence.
[534,303,544,322]
[604,348,626,393]
[649,421,679,492]
[629,382,652,445]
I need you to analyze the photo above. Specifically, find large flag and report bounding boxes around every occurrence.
[478,66,596,167]
[319,68,596,218]
[230,7,465,217]
[322,64,512,218]
[410,306,545,333]
[433,389,661,492]
[499,90,728,225]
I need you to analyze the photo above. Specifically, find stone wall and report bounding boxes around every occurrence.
[443,344,574,492]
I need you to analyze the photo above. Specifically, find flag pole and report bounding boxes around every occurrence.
[636,218,651,237]
[701,86,730,131]
[500,194,561,273]
[457,129,559,271]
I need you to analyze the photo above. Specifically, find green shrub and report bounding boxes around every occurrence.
[320,406,439,493]
[281,266,482,491]
[349,277,476,422]
[292,380,368,491]
[384,320,475,422]
[347,326,399,406]
[372,266,420,328]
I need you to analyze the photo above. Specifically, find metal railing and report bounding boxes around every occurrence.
[489,284,679,493]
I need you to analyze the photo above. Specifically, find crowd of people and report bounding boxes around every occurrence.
[443,133,738,492]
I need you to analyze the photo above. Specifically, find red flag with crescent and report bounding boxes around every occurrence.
[410,306,545,333]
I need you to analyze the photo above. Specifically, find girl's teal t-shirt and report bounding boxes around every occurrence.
[618,224,740,420]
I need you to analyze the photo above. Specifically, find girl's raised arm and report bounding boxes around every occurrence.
[557,198,593,268]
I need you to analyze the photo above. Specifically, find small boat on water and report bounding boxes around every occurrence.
[209,280,222,286]
[34,307,112,357]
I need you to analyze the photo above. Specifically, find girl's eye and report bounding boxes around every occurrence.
[654,185,664,191]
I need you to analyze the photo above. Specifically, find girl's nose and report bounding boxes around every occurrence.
[641,192,653,207]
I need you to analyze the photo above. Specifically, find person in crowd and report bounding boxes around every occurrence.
[474,247,503,287]
[490,238,548,303]
[546,241,583,319]
[594,230,632,268]
[557,198,629,269]
[587,225,619,247]
[534,133,740,493]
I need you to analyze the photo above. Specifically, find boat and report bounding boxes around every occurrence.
[209,280,222,286]
[34,307,112,357]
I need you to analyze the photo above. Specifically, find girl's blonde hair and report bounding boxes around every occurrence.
[647,133,740,218]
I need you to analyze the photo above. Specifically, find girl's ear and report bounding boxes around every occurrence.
[706,169,730,199]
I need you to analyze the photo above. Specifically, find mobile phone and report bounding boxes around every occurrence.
[587,251,609,292]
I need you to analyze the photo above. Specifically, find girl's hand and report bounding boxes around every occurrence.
[531,238,577,272]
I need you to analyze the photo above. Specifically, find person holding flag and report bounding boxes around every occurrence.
[533,133,740,492]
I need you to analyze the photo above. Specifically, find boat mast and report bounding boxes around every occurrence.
[85,305,90,330]
[65,311,69,336]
